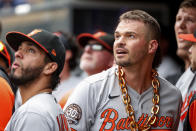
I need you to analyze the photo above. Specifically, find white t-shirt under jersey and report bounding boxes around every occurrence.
[5,93,70,131]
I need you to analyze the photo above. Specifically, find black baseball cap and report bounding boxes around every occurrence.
[6,29,65,75]
[77,31,114,53]
[0,41,15,67]
[53,31,71,50]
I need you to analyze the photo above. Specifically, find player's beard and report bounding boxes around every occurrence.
[115,58,131,67]
[10,65,45,86]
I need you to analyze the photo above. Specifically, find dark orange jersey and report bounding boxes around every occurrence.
[0,77,14,130]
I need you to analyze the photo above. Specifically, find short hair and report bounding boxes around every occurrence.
[180,0,196,8]
[118,10,162,68]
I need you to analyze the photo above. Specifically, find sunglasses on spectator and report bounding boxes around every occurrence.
[84,44,105,51]
[0,41,11,66]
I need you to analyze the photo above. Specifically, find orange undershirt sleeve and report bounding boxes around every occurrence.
[0,77,15,130]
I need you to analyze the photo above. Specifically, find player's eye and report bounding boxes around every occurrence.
[27,48,35,53]
[114,34,120,40]
[176,16,181,21]
[127,34,135,39]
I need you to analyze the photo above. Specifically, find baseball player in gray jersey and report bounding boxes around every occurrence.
[174,0,196,130]
[5,29,70,131]
[177,31,196,131]
[63,10,182,131]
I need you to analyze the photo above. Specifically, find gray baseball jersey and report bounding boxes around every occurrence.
[175,67,196,131]
[5,93,70,131]
[63,66,182,131]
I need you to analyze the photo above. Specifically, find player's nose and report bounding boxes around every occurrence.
[15,50,23,59]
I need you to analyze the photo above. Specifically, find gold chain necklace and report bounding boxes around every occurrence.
[117,66,160,131]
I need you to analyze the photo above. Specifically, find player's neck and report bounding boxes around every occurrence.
[122,65,152,94]
[184,59,191,70]
[19,77,52,104]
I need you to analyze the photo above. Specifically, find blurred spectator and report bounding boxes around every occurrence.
[58,31,114,108]
[78,31,114,76]
[175,0,196,71]
[178,31,196,131]
[174,0,196,130]
[52,31,83,102]
[157,25,182,85]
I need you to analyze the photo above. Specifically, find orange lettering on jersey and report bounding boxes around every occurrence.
[158,116,166,127]
[139,114,149,127]
[116,118,126,130]
[138,113,145,125]
[61,114,69,131]
[100,109,174,130]
[57,114,69,131]
[100,108,118,131]
[152,116,158,127]
[165,116,173,128]
[180,91,195,121]
[124,117,131,129]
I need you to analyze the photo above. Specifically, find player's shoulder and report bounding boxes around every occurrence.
[69,66,116,103]
[84,66,116,84]
[176,67,195,86]
[18,93,60,114]
[159,76,182,98]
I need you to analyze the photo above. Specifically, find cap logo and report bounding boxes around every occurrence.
[27,29,42,37]
[51,49,56,56]
[0,41,4,51]
[94,32,106,38]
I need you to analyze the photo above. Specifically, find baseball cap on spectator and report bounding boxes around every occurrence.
[77,31,114,53]
[6,29,65,75]
[53,31,71,50]
[178,31,196,43]
[0,41,14,67]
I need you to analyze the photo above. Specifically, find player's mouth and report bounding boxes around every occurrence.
[115,48,128,57]
[12,62,20,70]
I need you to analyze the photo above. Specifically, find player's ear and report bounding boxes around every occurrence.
[43,62,58,75]
[66,50,72,61]
[148,40,158,54]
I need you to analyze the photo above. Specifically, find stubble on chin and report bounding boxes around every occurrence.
[115,58,131,67]
[10,66,44,86]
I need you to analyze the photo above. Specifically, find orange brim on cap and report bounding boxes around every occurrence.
[6,31,49,53]
[0,41,11,66]
[77,33,112,51]
[178,34,196,43]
